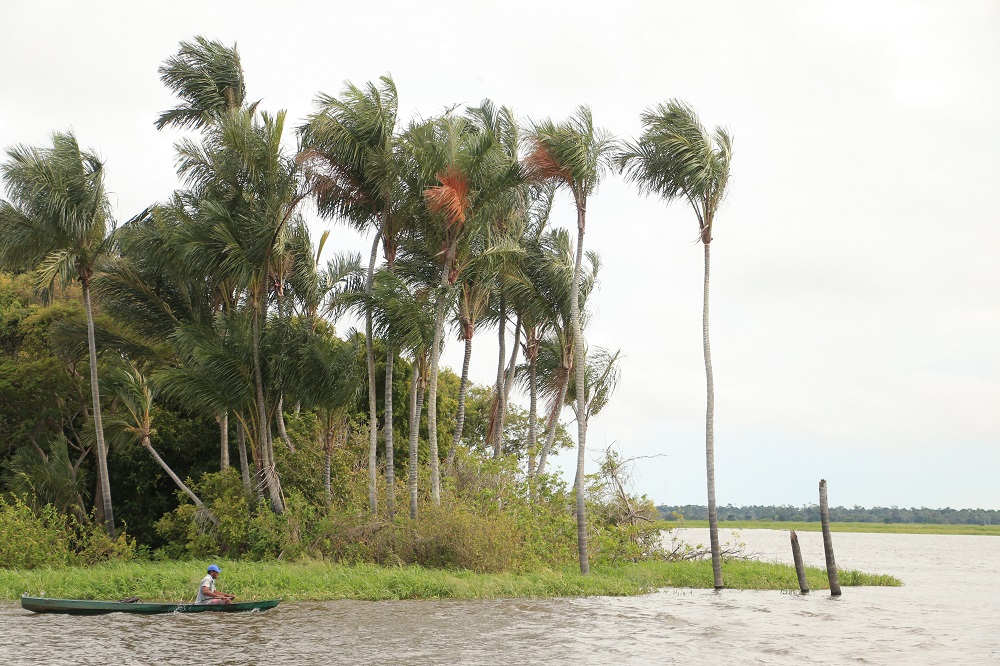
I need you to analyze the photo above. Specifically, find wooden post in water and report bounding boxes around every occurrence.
[789,530,809,593]
[819,479,842,596]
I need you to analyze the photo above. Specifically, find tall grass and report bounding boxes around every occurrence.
[0,559,900,602]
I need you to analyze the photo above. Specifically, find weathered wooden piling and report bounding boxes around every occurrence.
[789,530,809,593]
[819,479,842,596]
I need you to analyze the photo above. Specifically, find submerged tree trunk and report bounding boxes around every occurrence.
[570,205,589,575]
[820,479,842,596]
[83,280,115,537]
[365,234,380,515]
[142,437,217,525]
[703,242,722,589]
[384,348,395,520]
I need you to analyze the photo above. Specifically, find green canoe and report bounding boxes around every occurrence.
[21,595,280,615]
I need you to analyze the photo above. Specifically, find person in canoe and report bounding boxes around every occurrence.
[196,564,235,605]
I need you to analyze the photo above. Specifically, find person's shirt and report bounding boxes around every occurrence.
[196,574,216,604]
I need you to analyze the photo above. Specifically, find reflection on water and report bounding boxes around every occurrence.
[1,530,998,665]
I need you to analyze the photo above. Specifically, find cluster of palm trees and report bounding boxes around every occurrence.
[0,37,732,578]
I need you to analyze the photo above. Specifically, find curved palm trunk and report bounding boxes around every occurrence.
[426,268,448,505]
[703,242,723,590]
[537,377,568,477]
[365,234,380,515]
[142,437,217,525]
[571,205,589,575]
[502,316,522,406]
[83,281,115,537]
[446,332,473,470]
[276,395,294,453]
[384,348,395,519]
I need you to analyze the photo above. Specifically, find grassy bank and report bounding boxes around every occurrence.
[667,520,1000,536]
[0,559,900,602]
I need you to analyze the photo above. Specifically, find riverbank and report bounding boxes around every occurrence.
[668,520,1000,536]
[0,559,900,602]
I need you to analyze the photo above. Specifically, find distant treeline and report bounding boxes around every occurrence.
[657,505,999,526]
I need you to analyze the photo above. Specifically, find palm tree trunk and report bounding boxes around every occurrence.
[83,280,115,537]
[276,395,294,453]
[236,417,252,494]
[571,206,589,575]
[492,292,506,458]
[527,348,538,500]
[408,352,424,519]
[252,301,283,513]
[142,438,217,525]
[384,347,395,520]
[218,412,229,470]
[502,315,522,405]
[426,268,448,505]
[365,233,380,515]
[537,378,568,476]
[703,242,723,590]
[447,332,474,469]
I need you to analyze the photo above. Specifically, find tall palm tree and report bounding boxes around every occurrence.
[527,106,616,574]
[299,76,401,516]
[0,131,117,536]
[407,110,522,503]
[619,99,733,590]
[155,36,247,132]
[174,108,306,513]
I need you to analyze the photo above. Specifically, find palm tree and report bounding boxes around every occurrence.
[407,110,523,503]
[299,76,401,516]
[527,106,616,574]
[102,359,217,524]
[0,131,117,536]
[173,108,306,513]
[155,36,247,132]
[619,99,733,590]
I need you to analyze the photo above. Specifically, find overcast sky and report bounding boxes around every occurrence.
[2,0,997,510]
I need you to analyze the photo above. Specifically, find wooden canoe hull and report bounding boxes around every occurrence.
[20,596,280,615]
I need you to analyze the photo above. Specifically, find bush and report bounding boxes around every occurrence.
[0,497,137,568]
[0,498,72,569]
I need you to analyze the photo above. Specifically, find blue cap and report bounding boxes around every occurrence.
[207,564,222,573]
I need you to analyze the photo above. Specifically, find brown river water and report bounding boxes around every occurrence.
[1,529,998,665]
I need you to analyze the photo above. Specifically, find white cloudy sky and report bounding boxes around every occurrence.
[2,1,998,510]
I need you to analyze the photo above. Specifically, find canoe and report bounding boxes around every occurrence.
[20,595,280,615]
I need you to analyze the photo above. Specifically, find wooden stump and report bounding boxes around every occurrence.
[790,530,809,593]
[819,479,842,596]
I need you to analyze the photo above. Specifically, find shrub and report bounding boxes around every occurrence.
[0,498,72,569]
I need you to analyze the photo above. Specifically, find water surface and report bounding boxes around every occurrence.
[2,529,997,665]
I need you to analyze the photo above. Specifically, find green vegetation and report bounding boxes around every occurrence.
[0,559,900,602]
[672,520,1000,536]
[659,504,1000,526]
